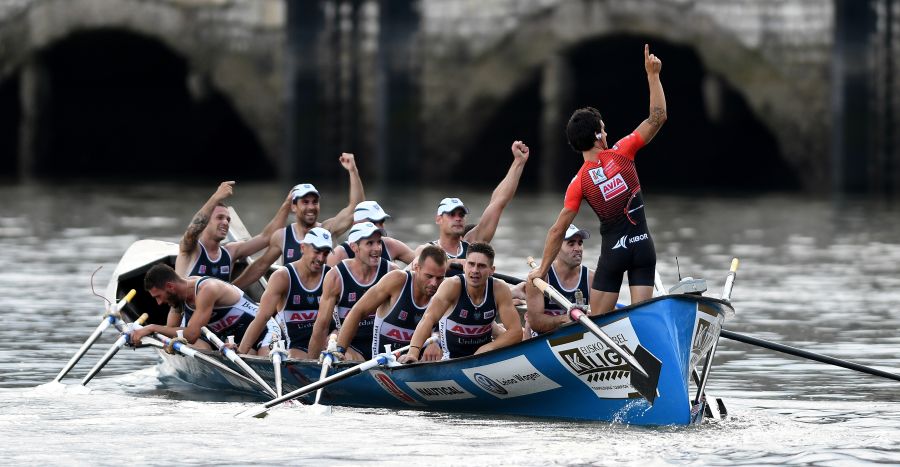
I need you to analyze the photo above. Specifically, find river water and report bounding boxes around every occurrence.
[1,182,898,465]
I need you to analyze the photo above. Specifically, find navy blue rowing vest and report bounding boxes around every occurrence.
[280,263,330,351]
[439,276,496,359]
[372,271,427,355]
[183,277,261,345]
[333,258,390,359]
[432,239,469,277]
[188,242,233,282]
[544,265,590,316]
[282,224,304,265]
[340,239,392,262]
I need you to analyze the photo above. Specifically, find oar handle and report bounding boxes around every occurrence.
[721,258,739,302]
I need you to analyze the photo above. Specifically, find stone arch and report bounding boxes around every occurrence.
[0,0,284,177]
[422,2,825,191]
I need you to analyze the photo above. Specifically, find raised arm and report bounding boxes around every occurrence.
[237,269,288,354]
[307,269,341,357]
[180,181,234,255]
[465,141,529,243]
[385,237,416,265]
[634,44,666,145]
[475,279,522,354]
[229,191,292,260]
[231,230,283,289]
[321,153,366,238]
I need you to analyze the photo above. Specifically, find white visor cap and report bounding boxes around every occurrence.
[347,222,386,243]
[564,224,591,240]
[291,183,319,202]
[436,197,469,216]
[353,201,391,222]
[301,227,333,250]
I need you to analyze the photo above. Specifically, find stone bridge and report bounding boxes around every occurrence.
[0,0,896,193]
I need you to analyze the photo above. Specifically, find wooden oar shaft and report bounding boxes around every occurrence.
[201,326,277,397]
[720,329,900,382]
[54,289,137,382]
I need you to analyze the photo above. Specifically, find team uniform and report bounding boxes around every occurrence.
[282,224,304,265]
[333,258,390,359]
[279,263,331,352]
[564,131,656,292]
[339,240,392,262]
[431,239,469,277]
[183,277,278,349]
[532,265,591,337]
[187,242,233,282]
[371,271,428,356]
[439,276,497,359]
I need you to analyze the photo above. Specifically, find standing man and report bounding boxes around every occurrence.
[529,44,666,315]
[175,181,291,282]
[331,245,448,361]
[235,227,333,359]
[419,140,530,264]
[400,242,521,362]
[522,224,594,335]
[131,264,278,354]
[327,200,416,266]
[307,222,397,360]
[232,153,365,289]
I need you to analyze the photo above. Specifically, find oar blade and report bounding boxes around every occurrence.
[628,345,662,405]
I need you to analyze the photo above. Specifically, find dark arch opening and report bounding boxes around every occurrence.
[566,35,800,192]
[34,29,272,180]
[0,75,20,179]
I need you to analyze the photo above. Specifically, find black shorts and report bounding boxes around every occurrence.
[592,224,656,292]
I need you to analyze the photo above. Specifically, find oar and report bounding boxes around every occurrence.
[200,326,277,398]
[81,312,148,385]
[692,259,738,406]
[237,336,438,418]
[54,289,137,382]
[270,340,288,398]
[527,257,661,404]
[720,330,900,382]
[313,334,339,408]
[148,333,260,387]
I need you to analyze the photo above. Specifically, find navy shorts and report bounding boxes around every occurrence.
[592,224,657,292]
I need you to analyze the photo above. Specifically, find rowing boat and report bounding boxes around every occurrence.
[107,239,733,425]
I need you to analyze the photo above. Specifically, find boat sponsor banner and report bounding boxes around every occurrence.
[691,303,722,368]
[461,355,560,399]
[547,318,642,399]
[370,370,424,406]
[405,380,476,401]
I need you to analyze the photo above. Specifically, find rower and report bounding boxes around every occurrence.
[235,227,333,359]
[232,153,365,289]
[414,140,530,268]
[307,222,398,360]
[327,200,415,267]
[328,244,448,362]
[130,264,279,355]
[399,242,521,362]
[519,224,594,336]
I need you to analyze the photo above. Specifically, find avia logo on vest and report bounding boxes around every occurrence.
[386,328,414,341]
[288,311,317,323]
[588,167,608,184]
[449,323,493,336]
[208,315,239,333]
[600,173,628,201]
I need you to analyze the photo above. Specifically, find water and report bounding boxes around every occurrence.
[1,182,899,465]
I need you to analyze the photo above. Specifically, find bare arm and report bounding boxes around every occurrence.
[180,181,234,254]
[231,230,283,289]
[530,207,578,281]
[229,191,292,260]
[525,277,570,334]
[307,269,341,356]
[165,307,183,327]
[634,44,666,145]
[385,237,415,265]
[465,141,529,243]
[321,153,365,238]
[327,244,350,267]
[237,269,288,354]
[336,270,404,349]
[475,279,522,354]
[399,277,460,363]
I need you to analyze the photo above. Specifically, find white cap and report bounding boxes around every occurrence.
[353,201,391,222]
[564,224,591,240]
[347,222,386,243]
[436,197,469,216]
[301,227,333,250]
[291,183,319,202]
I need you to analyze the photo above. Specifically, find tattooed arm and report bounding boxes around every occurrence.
[179,181,235,255]
[635,44,667,145]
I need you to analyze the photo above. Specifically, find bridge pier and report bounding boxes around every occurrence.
[17,58,50,182]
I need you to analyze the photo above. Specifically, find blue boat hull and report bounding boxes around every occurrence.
[158,294,731,426]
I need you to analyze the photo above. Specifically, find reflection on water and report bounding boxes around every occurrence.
[0,182,898,463]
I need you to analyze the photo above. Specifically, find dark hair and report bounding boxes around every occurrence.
[418,244,448,268]
[144,263,180,291]
[462,224,476,236]
[467,242,495,265]
[566,107,603,152]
